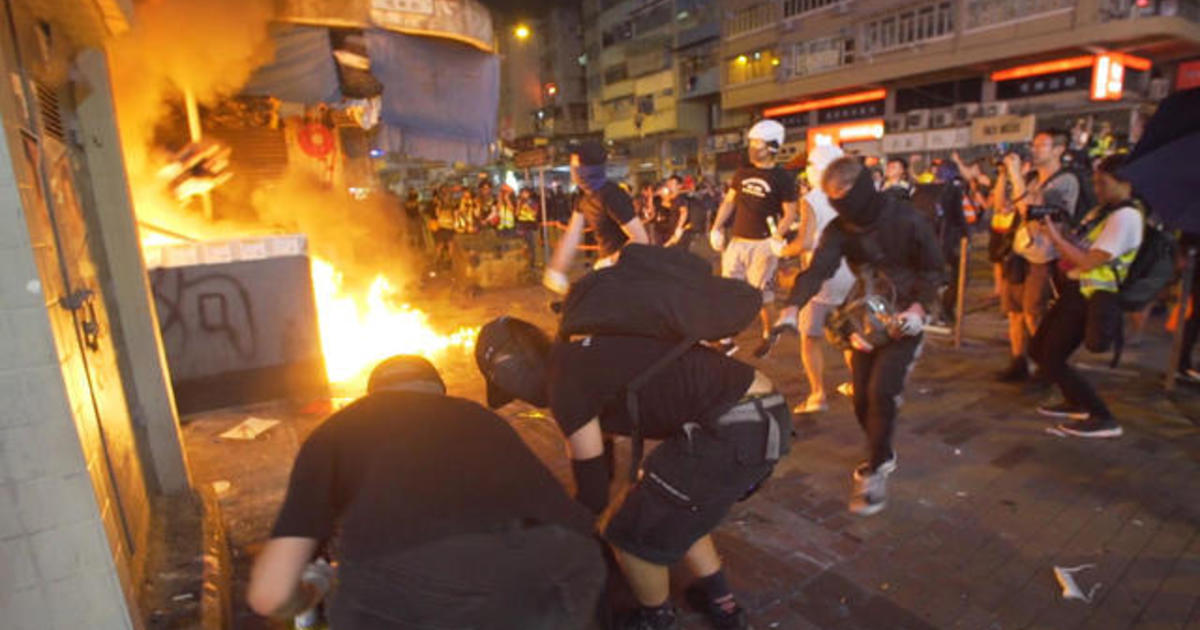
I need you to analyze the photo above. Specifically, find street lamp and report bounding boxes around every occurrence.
[514,24,531,40]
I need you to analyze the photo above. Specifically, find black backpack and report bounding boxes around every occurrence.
[1044,165,1098,226]
[559,244,762,475]
[1116,215,1177,312]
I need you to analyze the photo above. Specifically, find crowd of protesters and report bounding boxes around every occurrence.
[249,108,1200,629]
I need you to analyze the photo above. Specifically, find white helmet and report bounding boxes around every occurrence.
[747,119,786,151]
[806,144,845,188]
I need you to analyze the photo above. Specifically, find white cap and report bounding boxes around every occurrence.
[747,119,786,147]
[806,144,845,188]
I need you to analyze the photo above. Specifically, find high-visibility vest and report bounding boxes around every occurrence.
[497,202,516,230]
[991,209,1016,233]
[517,200,538,223]
[1076,204,1139,297]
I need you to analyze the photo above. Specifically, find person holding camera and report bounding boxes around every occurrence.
[1026,155,1142,437]
[995,130,1080,383]
[772,157,943,515]
[248,356,605,629]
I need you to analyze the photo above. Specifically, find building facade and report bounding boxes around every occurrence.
[719,0,1200,162]
[583,0,727,181]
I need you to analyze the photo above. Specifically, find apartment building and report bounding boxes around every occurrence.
[719,0,1200,160]
[583,0,725,180]
[499,5,590,148]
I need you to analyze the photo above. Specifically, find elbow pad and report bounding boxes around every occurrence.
[572,455,610,515]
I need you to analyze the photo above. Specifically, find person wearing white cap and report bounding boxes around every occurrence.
[708,119,799,356]
[755,145,856,416]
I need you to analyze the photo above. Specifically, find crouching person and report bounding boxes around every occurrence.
[248,355,605,630]
[476,317,792,630]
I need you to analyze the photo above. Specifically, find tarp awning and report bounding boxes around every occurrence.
[242,25,342,104]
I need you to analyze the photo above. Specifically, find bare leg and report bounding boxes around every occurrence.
[993,264,1004,297]
[759,308,771,338]
[681,535,722,579]
[800,333,826,403]
[614,548,670,607]
[1008,313,1028,358]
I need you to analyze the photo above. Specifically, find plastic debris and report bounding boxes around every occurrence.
[1132,519,1144,527]
[954,448,962,455]
[219,417,279,440]
[170,592,195,602]
[955,491,969,498]
[1053,564,1102,602]
[211,480,231,496]
[1044,427,1068,437]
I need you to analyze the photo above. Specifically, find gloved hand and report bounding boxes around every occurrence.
[894,310,925,337]
[767,236,786,257]
[542,268,569,295]
[709,229,726,252]
[849,332,875,353]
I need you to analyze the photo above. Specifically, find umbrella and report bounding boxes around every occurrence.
[1119,87,1200,234]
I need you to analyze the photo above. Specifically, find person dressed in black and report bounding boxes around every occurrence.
[544,141,649,294]
[475,317,791,630]
[771,157,943,515]
[248,355,605,630]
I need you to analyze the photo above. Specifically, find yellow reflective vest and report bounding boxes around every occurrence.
[1076,204,1141,298]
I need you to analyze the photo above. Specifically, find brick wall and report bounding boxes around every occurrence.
[0,116,137,630]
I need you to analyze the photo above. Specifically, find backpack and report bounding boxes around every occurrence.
[1116,217,1177,312]
[558,244,763,475]
[1044,164,1098,226]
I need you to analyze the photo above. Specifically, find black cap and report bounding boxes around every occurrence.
[367,355,445,394]
[475,316,551,408]
[571,141,607,166]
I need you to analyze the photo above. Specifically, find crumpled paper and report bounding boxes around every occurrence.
[1053,564,1102,602]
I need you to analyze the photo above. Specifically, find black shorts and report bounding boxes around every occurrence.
[604,424,776,565]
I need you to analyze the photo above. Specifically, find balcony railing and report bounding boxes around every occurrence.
[1098,0,1200,22]
[780,35,854,80]
[963,0,1075,32]
[725,1,778,39]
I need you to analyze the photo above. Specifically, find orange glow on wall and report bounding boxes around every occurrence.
[763,89,887,118]
[806,119,885,149]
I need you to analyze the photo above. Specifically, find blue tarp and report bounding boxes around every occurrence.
[367,29,499,165]
[242,25,341,104]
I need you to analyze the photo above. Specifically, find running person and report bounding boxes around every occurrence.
[709,119,799,356]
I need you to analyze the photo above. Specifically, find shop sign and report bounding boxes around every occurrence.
[970,114,1036,145]
[926,127,970,150]
[882,131,926,154]
[514,148,550,169]
[1177,59,1200,91]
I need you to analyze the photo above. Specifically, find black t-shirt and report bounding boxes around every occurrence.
[729,166,797,239]
[271,392,593,560]
[575,182,637,257]
[548,336,755,439]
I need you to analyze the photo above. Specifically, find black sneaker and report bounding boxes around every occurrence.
[995,357,1029,383]
[1058,417,1123,439]
[684,586,748,630]
[1037,402,1090,420]
[619,605,678,630]
[714,341,739,357]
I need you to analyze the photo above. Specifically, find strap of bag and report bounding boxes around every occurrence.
[623,338,697,479]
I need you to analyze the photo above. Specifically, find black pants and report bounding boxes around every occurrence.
[851,335,923,470]
[1180,261,1200,371]
[1030,284,1116,419]
[331,524,606,630]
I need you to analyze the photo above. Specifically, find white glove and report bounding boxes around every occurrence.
[895,311,925,337]
[709,229,726,252]
[542,268,569,295]
[768,236,786,257]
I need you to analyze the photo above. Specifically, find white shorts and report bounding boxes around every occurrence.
[800,301,837,337]
[721,237,778,303]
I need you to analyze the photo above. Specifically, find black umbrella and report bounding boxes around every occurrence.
[1120,87,1200,234]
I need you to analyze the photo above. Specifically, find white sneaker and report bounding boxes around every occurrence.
[792,395,828,415]
[836,382,854,398]
[849,454,896,516]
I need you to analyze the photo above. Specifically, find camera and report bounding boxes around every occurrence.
[1026,204,1067,222]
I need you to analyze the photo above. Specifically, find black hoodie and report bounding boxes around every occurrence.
[786,173,944,314]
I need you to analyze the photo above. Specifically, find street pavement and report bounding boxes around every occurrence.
[180,247,1200,630]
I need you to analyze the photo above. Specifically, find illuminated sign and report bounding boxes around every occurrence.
[807,119,884,149]
[763,89,887,119]
[991,53,1151,101]
[1091,54,1125,100]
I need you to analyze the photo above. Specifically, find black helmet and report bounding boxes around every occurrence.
[367,355,445,394]
[475,316,552,408]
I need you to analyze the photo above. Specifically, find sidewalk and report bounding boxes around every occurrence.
[180,254,1200,629]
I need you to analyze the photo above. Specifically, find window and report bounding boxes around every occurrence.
[964,0,1075,31]
[861,1,955,53]
[725,2,777,38]
[604,63,629,85]
[727,49,779,84]
[781,36,855,79]
[782,0,840,19]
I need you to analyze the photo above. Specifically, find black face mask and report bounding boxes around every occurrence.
[830,169,883,228]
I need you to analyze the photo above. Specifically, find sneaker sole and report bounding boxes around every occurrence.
[1037,407,1090,420]
[1058,425,1123,438]
[850,500,886,516]
[723,345,739,357]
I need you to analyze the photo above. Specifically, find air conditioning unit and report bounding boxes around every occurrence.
[906,109,930,130]
[1149,78,1169,100]
[930,108,955,129]
[885,115,907,134]
[981,101,1009,117]
[953,103,980,124]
